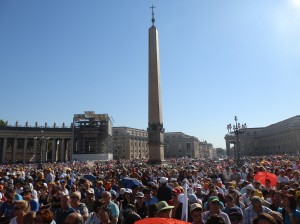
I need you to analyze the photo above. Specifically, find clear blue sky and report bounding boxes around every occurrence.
[1,0,300,149]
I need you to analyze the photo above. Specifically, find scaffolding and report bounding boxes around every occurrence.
[73,111,113,154]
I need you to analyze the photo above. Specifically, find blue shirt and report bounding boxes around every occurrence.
[107,201,119,218]
[30,199,39,211]
[277,208,300,224]
[0,202,14,220]
[55,207,76,224]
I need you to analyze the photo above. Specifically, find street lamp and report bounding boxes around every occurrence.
[34,128,50,164]
[227,116,247,167]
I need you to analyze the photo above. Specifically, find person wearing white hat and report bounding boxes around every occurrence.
[82,188,95,213]
[120,188,135,221]
[194,184,205,201]
[241,184,255,207]
[157,177,172,202]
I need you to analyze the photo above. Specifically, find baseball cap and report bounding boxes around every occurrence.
[208,196,220,203]
[190,203,202,212]
[159,177,168,184]
[246,184,255,191]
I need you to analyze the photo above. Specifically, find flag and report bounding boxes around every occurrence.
[181,178,188,221]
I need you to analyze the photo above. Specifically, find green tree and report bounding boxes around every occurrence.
[0,119,6,126]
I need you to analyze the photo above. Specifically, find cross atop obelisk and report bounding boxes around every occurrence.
[147,5,165,164]
[150,4,155,26]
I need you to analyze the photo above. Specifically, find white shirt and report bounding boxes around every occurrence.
[277,175,289,183]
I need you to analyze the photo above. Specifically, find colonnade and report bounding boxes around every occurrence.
[0,137,72,164]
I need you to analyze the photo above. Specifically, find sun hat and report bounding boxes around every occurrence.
[124,188,132,194]
[156,201,174,214]
[135,192,144,198]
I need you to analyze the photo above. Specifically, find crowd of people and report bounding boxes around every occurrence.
[0,155,299,224]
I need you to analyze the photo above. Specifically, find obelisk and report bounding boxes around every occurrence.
[147,5,165,164]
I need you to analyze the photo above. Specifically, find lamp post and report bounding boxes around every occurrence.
[34,128,50,164]
[227,116,247,167]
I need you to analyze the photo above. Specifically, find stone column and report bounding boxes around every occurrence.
[12,138,18,163]
[51,139,56,162]
[42,141,47,163]
[226,140,231,157]
[60,138,65,162]
[65,139,69,161]
[33,138,37,163]
[2,138,7,164]
[70,138,74,161]
[23,138,28,164]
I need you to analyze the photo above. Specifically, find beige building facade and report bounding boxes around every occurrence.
[0,123,204,163]
[113,127,149,160]
[112,128,201,160]
[164,132,200,159]
[225,116,300,156]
